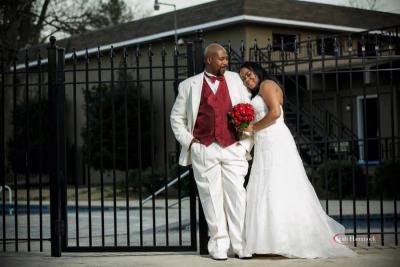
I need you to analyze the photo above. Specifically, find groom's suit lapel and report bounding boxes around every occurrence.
[190,73,203,129]
[225,72,240,106]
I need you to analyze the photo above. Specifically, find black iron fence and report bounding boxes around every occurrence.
[1,24,400,256]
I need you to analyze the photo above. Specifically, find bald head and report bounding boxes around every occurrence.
[204,43,228,76]
[204,43,226,58]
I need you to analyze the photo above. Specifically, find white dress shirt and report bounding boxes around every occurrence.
[204,71,220,93]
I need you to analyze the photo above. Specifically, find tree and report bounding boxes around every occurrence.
[0,0,151,66]
[7,97,50,174]
[348,0,385,10]
[90,0,135,28]
[81,66,153,171]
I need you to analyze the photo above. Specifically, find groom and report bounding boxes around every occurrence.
[170,43,252,260]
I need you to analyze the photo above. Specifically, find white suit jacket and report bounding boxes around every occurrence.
[170,70,254,166]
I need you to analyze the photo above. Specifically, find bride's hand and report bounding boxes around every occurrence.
[242,123,254,133]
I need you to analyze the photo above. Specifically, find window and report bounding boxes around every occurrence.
[272,33,297,52]
[317,37,336,56]
[357,38,376,57]
[357,95,379,164]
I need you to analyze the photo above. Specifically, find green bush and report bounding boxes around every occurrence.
[117,167,163,196]
[314,160,366,199]
[374,160,400,199]
[7,98,50,174]
[81,68,152,170]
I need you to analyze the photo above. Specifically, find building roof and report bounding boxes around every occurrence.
[20,0,400,67]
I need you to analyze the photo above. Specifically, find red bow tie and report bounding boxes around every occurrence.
[205,73,224,83]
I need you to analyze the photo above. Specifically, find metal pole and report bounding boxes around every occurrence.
[57,45,67,252]
[193,33,208,255]
[173,5,177,44]
[48,36,61,257]
[154,1,178,44]
[48,36,66,256]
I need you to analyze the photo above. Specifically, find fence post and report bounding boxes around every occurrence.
[185,42,199,253]
[1,45,6,252]
[57,44,68,252]
[48,36,66,257]
[194,31,204,74]
[192,31,208,255]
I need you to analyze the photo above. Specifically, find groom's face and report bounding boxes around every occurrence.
[207,49,228,76]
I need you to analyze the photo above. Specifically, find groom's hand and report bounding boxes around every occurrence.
[188,138,200,151]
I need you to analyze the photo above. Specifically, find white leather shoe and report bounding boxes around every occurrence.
[235,250,252,259]
[210,250,228,260]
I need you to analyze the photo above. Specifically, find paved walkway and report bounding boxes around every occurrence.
[1,247,400,267]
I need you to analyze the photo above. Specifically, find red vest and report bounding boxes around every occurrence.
[193,77,236,147]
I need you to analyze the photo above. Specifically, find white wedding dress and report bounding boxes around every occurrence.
[245,95,357,258]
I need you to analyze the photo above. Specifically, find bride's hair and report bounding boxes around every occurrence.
[239,62,282,99]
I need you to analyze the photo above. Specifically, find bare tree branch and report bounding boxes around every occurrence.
[1,0,151,67]
[348,0,384,10]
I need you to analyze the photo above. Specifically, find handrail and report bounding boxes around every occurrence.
[142,170,190,205]
[255,49,358,140]
[0,185,12,205]
[285,98,327,137]
[249,24,399,61]
[228,48,243,64]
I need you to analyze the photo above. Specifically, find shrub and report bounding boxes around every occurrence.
[81,68,152,170]
[314,160,366,199]
[374,160,400,199]
[7,98,50,174]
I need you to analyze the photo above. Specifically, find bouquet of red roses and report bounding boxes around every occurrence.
[229,103,255,129]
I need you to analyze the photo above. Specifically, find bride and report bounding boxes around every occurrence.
[239,62,357,258]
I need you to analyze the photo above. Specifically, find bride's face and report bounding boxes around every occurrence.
[239,67,259,90]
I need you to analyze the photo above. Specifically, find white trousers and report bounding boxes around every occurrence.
[191,142,249,254]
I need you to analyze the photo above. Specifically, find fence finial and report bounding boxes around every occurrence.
[25,49,29,62]
[174,43,179,56]
[110,45,115,59]
[50,36,56,47]
[361,35,366,53]
[334,37,339,56]
[123,47,128,60]
[97,46,101,59]
[85,48,89,63]
[136,46,141,57]
[347,34,353,53]
[196,29,203,40]
[388,32,393,51]
[72,48,77,62]
[374,33,379,53]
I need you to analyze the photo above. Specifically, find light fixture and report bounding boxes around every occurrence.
[154,0,178,44]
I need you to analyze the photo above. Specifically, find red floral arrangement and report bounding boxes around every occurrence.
[229,103,255,129]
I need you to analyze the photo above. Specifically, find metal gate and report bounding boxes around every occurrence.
[1,36,206,256]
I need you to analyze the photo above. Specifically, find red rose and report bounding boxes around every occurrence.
[230,103,255,129]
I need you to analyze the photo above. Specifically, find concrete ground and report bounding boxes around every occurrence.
[1,199,399,266]
[1,247,400,267]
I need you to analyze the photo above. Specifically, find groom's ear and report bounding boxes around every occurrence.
[205,56,212,65]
